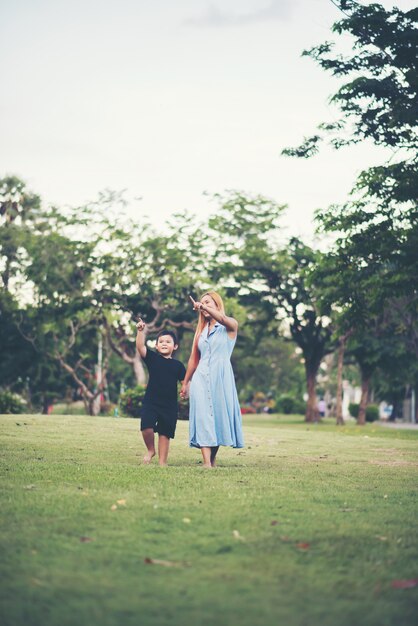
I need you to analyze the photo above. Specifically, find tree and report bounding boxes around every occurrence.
[97,211,206,384]
[284,1,417,421]
[208,191,334,422]
[0,176,42,293]
[283,0,417,306]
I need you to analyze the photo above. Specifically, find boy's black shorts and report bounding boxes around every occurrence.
[140,405,177,439]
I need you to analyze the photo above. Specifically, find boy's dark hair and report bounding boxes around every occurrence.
[156,330,178,345]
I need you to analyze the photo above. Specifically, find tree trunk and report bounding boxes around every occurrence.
[88,397,101,416]
[41,394,50,415]
[132,351,147,385]
[335,334,348,425]
[305,367,319,423]
[357,375,370,425]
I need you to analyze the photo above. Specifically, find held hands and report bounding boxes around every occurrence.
[180,382,189,399]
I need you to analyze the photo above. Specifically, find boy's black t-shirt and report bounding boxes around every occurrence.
[142,349,186,413]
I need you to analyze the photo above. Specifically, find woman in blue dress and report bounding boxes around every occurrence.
[181,291,244,468]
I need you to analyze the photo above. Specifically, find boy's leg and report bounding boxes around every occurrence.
[141,428,156,464]
[158,435,170,466]
[210,446,219,467]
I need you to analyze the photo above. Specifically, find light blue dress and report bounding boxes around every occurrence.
[189,322,244,448]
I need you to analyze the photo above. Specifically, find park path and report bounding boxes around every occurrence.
[378,421,418,430]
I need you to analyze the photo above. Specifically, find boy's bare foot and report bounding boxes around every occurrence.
[143,451,155,464]
[159,462,168,467]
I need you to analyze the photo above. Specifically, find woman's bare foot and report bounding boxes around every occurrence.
[143,451,155,464]
[203,463,213,469]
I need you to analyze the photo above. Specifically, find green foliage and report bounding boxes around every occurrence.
[284,2,418,403]
[284,1,418,307]
[0,390,26,414]
[119,385,147,418]
[365,404,379,423]
[349,402,379,422]
[349,402,359,419]
[276,394,305,416]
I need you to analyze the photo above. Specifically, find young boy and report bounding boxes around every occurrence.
[136,319,186,466]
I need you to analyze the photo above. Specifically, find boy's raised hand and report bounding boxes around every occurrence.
[136,317,146,331]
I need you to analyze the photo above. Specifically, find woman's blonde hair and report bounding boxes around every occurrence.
[189,291,225,367]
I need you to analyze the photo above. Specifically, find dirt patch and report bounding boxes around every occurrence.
[369,459,418,467]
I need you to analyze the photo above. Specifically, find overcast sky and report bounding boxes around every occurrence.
[0,0,414,240]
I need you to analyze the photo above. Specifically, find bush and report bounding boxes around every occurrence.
[349,403,379,422]
[276,394,305,415]
[366,404,379,422]
[349,403,359,418]
[0,390,26,414]
[100,402,118,417]
[119,386,146,418]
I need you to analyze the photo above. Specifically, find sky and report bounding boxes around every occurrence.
[0,0,415,241]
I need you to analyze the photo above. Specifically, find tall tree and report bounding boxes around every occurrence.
[284,1,417,420]
[283,0,417,302]
[208,192,334,422]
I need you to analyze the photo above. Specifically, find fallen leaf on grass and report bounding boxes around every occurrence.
[117,499,126,506]
[296,542,311,550]
[110,504,118,511]
[24,484,36,490]
[376,536,388,541]
[271,520,279,526]
[232,530,245,541]
[182,517,191,524]
[79,536,94,543]
[144,557,184,567]
[391,579,418,589]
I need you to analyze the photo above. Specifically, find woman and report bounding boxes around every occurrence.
[181,291,244,468]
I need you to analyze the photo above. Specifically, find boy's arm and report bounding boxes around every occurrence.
[180,354,198,398]
[135,318,147,358]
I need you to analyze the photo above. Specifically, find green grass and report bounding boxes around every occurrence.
[1,414,417,626]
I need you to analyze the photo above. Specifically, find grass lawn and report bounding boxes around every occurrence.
[1,413,417,626]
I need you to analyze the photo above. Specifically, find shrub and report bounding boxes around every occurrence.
[349,403,379,422]
[349,403,359,418]
[119,386,146,418]
[0,390,26,414]
[100,402,118,417]
[276,394,305,415]
[366,404,379,422]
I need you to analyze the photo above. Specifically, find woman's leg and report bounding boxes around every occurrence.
[141,428,156,464]
[210,446,219,467]
[158,435,170,467]
[200,447,212,468]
